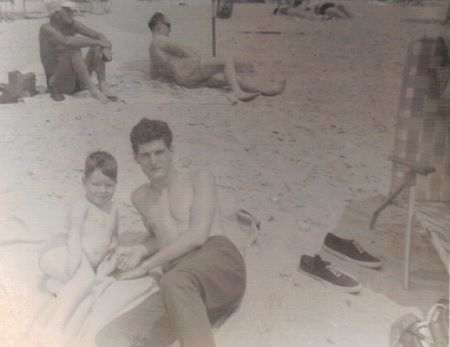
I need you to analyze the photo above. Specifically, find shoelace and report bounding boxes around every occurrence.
[325,264,342,278]
[352,240,365,254]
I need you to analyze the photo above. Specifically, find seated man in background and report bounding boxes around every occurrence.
[148,12,285,102]
[39,1,115,103]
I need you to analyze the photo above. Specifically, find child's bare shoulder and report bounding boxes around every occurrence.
[70,196,91,211]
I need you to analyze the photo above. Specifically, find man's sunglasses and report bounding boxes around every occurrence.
[162,22,171,30]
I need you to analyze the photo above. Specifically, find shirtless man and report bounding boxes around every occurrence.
[39,1,114,103]
[148,12,285,102]
[96,119,246,347]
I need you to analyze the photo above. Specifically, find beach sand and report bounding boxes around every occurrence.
[0,1,448,346]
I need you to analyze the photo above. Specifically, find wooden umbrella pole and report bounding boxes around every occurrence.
[212,0,216,57]
[404,186,416,290]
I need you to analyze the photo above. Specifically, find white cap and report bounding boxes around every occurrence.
[46,1,62,15]
[61,1,78,11]
[47,0,77,15]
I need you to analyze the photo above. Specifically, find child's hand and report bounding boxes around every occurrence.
[66,256,81,278]
[97,254,118,278]
[115,245,147,272]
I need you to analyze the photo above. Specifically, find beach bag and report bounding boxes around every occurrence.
[390,300,449,347]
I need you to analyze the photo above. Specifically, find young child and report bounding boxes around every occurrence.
[38,151,120,338]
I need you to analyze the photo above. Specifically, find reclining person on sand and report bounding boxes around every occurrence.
[39,1,116,103]
[309,2,353,20]
[148,12,285,102]
[275,1,353,20]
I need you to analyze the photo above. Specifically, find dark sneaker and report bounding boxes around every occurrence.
[298,254,362,294]
[322,233,383,269]
[50,87,65,102]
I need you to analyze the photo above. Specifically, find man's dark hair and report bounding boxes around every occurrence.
[148,12,166,31]
[130,118,173,154]
[85,151,118,182]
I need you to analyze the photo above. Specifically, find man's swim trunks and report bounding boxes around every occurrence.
[172,58,205,87]
[319,2,335,15]
[46,73,83,94]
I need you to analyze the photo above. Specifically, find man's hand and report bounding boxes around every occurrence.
[99,39,112,49]
[117,265,149,281]
[96,256,117,278]
[115,245,147,272]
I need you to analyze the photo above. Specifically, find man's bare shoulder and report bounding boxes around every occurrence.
[39,22,57,36]
[188,168,216,188]
[152,34,171,43]
[131,183,151,206]
[150,34,175,49]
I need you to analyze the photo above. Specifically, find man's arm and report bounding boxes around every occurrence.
[115,220,160,271]
[74,21,111,49]
[40,22,110,50]
[114,186,160,271]
[119,169,217,280]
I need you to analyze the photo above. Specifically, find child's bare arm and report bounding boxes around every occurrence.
[107,208,120,252]
[66,199,88,278]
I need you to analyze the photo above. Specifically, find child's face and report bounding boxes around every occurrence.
[83,168,116,206]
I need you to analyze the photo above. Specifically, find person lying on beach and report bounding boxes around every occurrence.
[275,1,353,20]
[39,1,115,103]
[148,12,286,102]
[96,119,247,347]
[273,0,303,15]
[310,2,353,19]
[38,151,120,338]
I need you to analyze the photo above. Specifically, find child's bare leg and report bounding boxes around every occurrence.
[201,58,259,101]
[336,5,353,18]
[45,252,96,331]
[39,246,71,288]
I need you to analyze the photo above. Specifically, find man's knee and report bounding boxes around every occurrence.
[61,48,83,60]
[160,270,199,296]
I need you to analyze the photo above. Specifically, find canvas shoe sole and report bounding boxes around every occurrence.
[298,254,362,294]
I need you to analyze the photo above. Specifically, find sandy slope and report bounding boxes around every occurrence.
[0,1,448,346]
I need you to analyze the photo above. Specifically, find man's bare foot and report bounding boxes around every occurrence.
[99,82,118,101]
[90,88,108,104]
[236,91,260,102]
[260,79,287,96]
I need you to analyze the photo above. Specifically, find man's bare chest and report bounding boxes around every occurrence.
[144,186,193,229]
